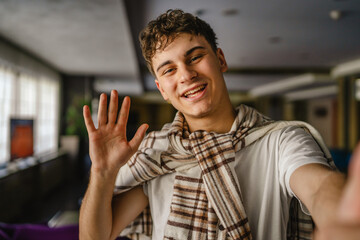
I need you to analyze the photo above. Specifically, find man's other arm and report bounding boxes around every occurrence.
[290,163,345,228]
[291,142,360,239]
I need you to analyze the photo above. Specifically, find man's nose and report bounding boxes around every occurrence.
[179,65,197,83]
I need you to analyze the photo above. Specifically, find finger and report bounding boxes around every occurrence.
[108,90,119,124]
[83,105,96,133]
[117,96,131,133]
[97,93,108,126]
[129,123,149,152]
[338,142,360,222]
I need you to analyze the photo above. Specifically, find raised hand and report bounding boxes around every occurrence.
[314,142,360,239]
[83,90,148,177]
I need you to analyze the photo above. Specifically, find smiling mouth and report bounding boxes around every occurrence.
[183,84,207,98]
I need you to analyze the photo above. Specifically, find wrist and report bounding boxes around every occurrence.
[90,166,119,183]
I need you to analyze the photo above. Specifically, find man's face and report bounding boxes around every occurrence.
[152,33,229,121]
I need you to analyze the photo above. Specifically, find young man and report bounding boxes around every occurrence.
[79,9,360,240]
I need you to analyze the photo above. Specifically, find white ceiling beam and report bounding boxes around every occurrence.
[249,73,333,97]
[285,85,338,101]
[331,59,360,79]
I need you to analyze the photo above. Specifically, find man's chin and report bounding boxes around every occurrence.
[183,108,213,120]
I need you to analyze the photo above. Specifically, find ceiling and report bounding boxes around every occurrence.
[0,0,359,96]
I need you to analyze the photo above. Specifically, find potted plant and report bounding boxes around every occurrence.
[61,96,91,178]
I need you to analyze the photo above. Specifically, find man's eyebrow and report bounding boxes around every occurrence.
[185,46,205,57]
[156,60,172,74]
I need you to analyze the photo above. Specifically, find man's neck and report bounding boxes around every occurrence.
[186,105,236,134]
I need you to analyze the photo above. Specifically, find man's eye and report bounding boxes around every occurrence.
[164,68,175,75]
[190,55,202,62]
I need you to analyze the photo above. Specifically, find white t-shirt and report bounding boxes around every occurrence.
[143,126,330,240]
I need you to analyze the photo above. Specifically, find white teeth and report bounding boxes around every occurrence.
[184,85,205,97]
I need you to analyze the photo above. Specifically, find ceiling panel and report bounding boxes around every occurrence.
[0,0,139,76]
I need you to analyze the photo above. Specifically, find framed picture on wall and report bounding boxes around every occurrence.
[10,118,34,161]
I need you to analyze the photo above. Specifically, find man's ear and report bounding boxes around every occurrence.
[155,79,169,101]
[217,48,228,73]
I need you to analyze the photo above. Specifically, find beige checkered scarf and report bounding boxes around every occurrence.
[115,104,335,239]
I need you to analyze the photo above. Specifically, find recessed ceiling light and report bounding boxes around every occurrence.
[329,10,342,20]
[194,9,206,16]
[268,36,282,44]
[222,9,239,16]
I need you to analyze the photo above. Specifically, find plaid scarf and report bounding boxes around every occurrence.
[115,104,335,239]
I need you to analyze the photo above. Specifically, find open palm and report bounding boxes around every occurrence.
[83,90,148,175]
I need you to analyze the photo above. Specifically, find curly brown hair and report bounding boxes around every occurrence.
[139,9,218,76]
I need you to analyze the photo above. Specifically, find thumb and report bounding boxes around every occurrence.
[337,142,360,222]
[129,123,149,153]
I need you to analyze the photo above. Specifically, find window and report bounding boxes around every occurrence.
[0,65,59,165]
[37,78,59,154]
[0,66,15,165]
